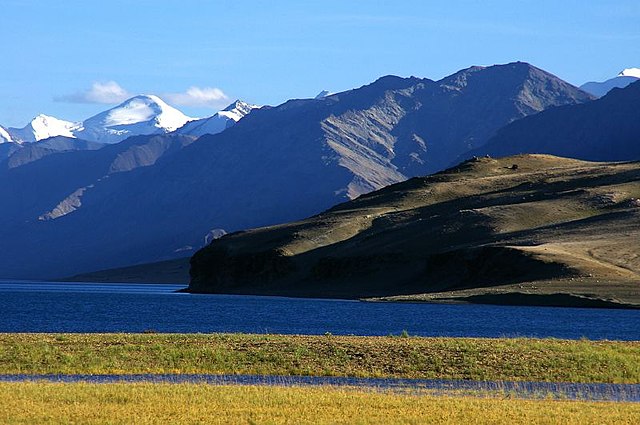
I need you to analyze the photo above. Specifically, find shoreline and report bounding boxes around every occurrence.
[183,287,640,310]
[10,278,639,310]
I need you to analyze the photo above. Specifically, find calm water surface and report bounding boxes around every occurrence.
[1,281,638,340]
[2,374,638,402]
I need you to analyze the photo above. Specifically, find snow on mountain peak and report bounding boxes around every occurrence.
[177,99,259,137]
[31,114,79,136]
[2,95,258,146]
[618,68,640,78]
[217,99,259,122]
[75,94,193,143]
[315,90,332,99]
[101,95,190,130]
[7,114,79,143]
[0,125,13,144]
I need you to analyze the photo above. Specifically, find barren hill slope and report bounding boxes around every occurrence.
[190,155,640,308]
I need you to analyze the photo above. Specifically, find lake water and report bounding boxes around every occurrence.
[2,374,638,402]
[1,281,638,340]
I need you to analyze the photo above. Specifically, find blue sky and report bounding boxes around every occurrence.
[1,0,639,127]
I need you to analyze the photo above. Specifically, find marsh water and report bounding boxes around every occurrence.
[0,281,638,340]
[1,373,638,402]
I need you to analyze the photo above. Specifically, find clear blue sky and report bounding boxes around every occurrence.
[1,0,639,127]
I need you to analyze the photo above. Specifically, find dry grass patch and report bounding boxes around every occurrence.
[1,334,639,383]
[1,382,638,424]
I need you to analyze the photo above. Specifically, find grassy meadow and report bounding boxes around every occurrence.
[1,333,639,383]
[2,382,639,424]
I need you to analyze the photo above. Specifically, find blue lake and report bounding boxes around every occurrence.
[0,281,638,340]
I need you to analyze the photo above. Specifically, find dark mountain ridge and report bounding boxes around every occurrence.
[461,80,640,162]
[1,136,105,169]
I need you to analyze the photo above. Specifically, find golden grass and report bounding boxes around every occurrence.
[1,382,638,424]
[1,334,639,383]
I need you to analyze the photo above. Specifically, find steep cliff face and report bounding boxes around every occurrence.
[313,62,593,194]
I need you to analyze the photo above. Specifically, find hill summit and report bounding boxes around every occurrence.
[190,154,640,309]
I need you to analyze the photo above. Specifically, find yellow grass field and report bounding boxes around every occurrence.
[1,382,638,424]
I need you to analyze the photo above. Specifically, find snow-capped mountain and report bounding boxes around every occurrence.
[314,90,333,99]
[177,100,258,137]
[580,68,640,97]
[1,96,260,146]
[619,68,640,78]
[0,125,13,143]
[74,95,193,144]
[7,115,80,143]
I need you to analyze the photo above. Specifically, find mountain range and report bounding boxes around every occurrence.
[5,114,79,143]
[178,100,258,137]
[2,61,634,280]
[3,67,633,146]
[1,96,258,145]
[463,80,640,162]
[580,68,640,97]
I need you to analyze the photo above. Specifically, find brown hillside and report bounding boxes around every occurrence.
[189,154,640,308]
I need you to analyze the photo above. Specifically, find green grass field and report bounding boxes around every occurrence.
[1,333,639,383]
[1,382,638,424]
